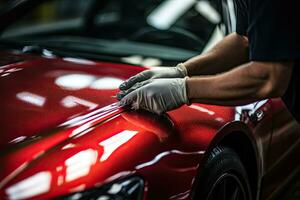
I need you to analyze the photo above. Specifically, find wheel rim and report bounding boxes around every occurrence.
[206,173,248,200]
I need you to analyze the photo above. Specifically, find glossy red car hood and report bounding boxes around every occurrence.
[0,52,236,199]
[0,53,142,148]
[0,52,144,177]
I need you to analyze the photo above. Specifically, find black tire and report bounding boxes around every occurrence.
[194,146,252,200]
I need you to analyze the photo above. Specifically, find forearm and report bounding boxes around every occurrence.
[184,33,249,76]
[186,61,293,106]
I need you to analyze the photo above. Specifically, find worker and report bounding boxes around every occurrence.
[117,0,299,122]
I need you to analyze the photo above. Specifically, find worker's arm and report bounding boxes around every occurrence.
[186,61,294,105]
[119,32,248,91]
[118,61,293,115]
[184,32,249,76]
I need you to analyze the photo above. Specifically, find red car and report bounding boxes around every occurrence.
[0,0,300,200]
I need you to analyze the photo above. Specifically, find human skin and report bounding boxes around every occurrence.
[184,33,294,106]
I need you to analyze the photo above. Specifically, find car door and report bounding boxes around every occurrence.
[260,98,300,199]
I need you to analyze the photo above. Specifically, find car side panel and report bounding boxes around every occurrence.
[261,98,300,200]
[1,104,235,200]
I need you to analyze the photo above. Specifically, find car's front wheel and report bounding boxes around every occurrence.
[194,146,252,200]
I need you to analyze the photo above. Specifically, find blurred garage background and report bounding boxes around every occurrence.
[0,0,227,67]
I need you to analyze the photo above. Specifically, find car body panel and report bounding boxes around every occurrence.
[0,51,141,147]
[260,99,300,199]
[0,51,236,199]
[0,51,299,200]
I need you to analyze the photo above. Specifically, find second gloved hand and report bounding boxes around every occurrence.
[119,63,187,91]
[118,78,189,115]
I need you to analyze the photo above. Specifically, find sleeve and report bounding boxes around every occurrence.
[235,0,248,36]
[248,0,300,61]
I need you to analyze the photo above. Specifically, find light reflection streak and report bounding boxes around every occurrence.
[169,189,191,200]
[68,109,120,139]
[101,171,134,186]
[0,67,23,77]
[189,105,215,116]
[72,127,95,139]
[6,171,51,200]
[135,150,205,170]
[62,143,76,150]
[99,130,139,162]
[55,74,95,90]
[16,92,46,107]
[63,57,95,65]
[0,162,29,189]
[171,166,199,173]
[60,103,121,127]
[121,55,162,66]
[1,73,10,77]
[33,150,45,159]
[67,110,114,129]
[69,121,99,139]
[69,184,86,193]
[69,111,116,138]
[55,73,124,91]
[9,136,27,144]
[90,77,123,90]
[65,149,98,182]
[70,124,92,137]
[6,68,23,73]
[61,95,98,110]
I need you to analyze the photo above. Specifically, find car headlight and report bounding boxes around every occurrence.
[60,176,145,200]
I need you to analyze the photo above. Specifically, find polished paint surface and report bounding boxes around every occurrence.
[1,51,300,200]
[0,51,234,199]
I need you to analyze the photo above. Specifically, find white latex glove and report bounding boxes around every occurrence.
[119,63,188,91]
[118,78,189,115]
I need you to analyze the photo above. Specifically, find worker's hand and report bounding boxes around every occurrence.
[117,78,189,115]
[119,63,187,91]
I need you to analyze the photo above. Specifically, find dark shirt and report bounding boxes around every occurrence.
[234,0,300,121]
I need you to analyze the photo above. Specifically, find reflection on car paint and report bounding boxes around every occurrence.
[135,150,204,170]
[55,74,123,91]
[61,95,98,110]
[169,189,191,200]
[65,149,98,182]
[99,130,139,162]
[55,74,96,90]
[1,68,24,77]
[62,57,96,65]
[90,77,124,90]
[60,103,122,128]
[189,105,215,116]
[6,171,51,200]
[0,52,243,199]
[16,92,46,107]
[1,101,220,199]
[9,136,27,144]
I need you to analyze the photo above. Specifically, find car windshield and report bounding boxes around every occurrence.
[0,0,224,66]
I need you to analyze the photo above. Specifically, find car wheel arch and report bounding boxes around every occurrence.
[190,121,262,200]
